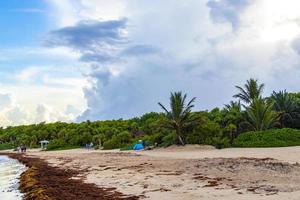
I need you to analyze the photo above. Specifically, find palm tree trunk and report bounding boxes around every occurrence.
[178,135,185,146]
[176,128,185,146]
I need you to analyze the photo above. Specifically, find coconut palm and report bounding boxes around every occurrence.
[224,101,241,112]
[223,101,243,142]
[269,90,297,127]
[244,98,279,131]
[158,92,197,145]
[233,78,265,104]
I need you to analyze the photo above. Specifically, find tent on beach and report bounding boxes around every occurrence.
[39,140,49,149]
[133,143,144,150]
[133,140,144,150]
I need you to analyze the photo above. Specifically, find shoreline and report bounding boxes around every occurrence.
[0,153,139,200]
[0,155,25,200]
[1,146,300,199]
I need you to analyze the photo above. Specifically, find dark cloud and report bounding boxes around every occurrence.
[207,0,253,30]
[45,19,128,63]
[45,19,127,49]
[45,19,160,64]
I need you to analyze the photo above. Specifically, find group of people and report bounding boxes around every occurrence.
[85,142,94,150]
[17,145,27,153]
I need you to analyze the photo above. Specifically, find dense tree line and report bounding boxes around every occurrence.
[1,78,300,150]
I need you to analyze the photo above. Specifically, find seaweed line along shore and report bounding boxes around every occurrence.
[0,153,140,200]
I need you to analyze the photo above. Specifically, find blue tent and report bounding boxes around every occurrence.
[133,143,144,150]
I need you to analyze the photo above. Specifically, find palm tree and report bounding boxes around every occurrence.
[233,78,265,104]
[269,90,297,127]
[158,92,197,145]
[224,101,241,112]
[223,101,243,143]
[244,98,279,131]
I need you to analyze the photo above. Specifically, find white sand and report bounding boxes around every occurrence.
[137,145,300,163]
[11,145,300,200]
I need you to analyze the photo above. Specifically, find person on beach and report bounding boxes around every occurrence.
[20,145,26,153]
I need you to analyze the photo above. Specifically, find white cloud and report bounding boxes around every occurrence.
[46,0,126,27]
[0,93,12,111]
[17,67,42,82]
[0,63,88,126]
[5,0,299,123]
[0,94,83,127]
[6,107,29,125]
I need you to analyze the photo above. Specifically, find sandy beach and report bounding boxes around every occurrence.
[6,145,300,200]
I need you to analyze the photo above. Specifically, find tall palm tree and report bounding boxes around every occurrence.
[233,78,265,104]
[158,92,197,145]
[223,101,243,142]
[244,98,279,131]
[269,90,297,127]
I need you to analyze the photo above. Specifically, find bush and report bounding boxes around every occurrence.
[186,121,221,145]
[47,139,78,150]
[161,132,176,147]
[0,142,15,150]
[103,131,132,150]
[139,133,164,146]
[233,128,300,147]
[211,135,230,149]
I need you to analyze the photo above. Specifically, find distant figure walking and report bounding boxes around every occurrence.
[86,142,93,150]
[20,145,26,153]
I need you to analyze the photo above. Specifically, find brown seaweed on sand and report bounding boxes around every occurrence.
[2,153,139,200]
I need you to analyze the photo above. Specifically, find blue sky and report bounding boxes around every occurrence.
[0,0,49,47]
[1,0,300,126]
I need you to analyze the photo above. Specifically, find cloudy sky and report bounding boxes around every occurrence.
[1,0,300,126]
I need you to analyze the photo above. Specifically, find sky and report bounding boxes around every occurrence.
[1,0,300,126]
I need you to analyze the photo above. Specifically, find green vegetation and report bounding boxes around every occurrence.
[233,128,300,147]
[158,92,198,145]
[0,142,15,150]
[233,78,265,104]
[1,78,300,150]
[244,98,279,131]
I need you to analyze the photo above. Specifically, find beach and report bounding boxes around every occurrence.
[4,145,300,200]
[0,155,26,200]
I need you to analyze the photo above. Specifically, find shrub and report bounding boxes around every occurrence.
[161,132,176,147]
[233,128,300,147]
[211,135,230,149]
[139,133,164,146]
[186,121,221,145]
[103,131,132,150]
[0,142,15,150]
[47,139,67,150]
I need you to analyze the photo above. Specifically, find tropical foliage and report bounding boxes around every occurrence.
[1,78,300,150]
[269,90,297,127]
[243,98,279,131]
[234,128,300,147]
[233,78,265,104]
[158,92,198,145]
